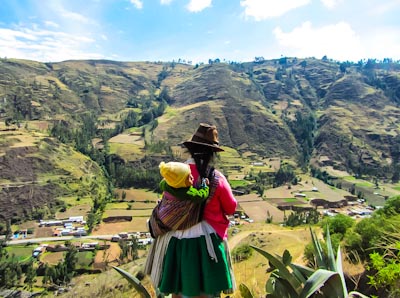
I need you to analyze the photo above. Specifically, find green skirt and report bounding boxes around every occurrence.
[159,233,233,296]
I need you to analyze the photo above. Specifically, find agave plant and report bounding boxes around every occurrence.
[240,227,369,298]
[112,266,152,298]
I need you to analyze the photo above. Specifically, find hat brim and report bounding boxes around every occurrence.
[182,141,224,152]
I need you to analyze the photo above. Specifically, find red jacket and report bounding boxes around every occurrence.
[189,163,237,239]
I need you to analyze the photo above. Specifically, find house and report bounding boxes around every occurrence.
[39,220,63,227]
[138,238,153,245]
[82,242,98,249]
[111,234,122,242]
[69,216,84,223]
[294,193,307,198]
[118,232,129,239]
[32,245,47,258]
[60,229,72,236]
[73,229,87,236]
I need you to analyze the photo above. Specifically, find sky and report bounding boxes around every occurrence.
[0,0,400,64]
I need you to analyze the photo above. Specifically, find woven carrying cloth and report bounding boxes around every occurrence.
[149,168,219,238]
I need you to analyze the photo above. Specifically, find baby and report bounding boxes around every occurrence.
[159,161,209,202]
[148,161,209,238]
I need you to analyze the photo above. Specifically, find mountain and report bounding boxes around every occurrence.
[0,57,399,221]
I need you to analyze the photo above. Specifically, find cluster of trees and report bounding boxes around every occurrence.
[118,237,139,263]
[273,164,297,187]
[42,244,78,287]
[0,241,37,290]
[111,163,161,190]
[286,111,316,168]
[285,209,320,227]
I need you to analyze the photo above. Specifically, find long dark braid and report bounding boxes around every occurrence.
[186,145,215,181]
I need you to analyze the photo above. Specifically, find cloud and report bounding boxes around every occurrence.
[240,0,311,20]
[367,0,400,16]
[59,9,93,24]
[362,26,400,59]
[0,26,103,62]
[44,21,59,28]
[186,0,212,13]
[130,0,143,9]
[160,0,173,4]
[320,0,342,9]
[273,21,365,61]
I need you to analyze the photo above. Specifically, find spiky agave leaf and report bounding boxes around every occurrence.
[299,269,344,298]
[335,245,348,296]
[310,227,326,269]
[112,266,151,298]
[325,225,337,272]
[250,245,302,294]
[267,276,299,298]
[288,263,315,284]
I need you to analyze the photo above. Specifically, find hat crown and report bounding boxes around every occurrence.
[191,123,219,145]
[182,123,224,152]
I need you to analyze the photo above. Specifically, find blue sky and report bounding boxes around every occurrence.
[0,0,399,64]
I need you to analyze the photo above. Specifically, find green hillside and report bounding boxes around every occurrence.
[1,57,400,222]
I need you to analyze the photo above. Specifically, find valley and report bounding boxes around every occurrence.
[1,57,400,297]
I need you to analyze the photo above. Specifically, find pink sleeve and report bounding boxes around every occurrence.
[217,174,237,215]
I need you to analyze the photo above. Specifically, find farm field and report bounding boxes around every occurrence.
[236,194,286,223]
[91,218,149,235]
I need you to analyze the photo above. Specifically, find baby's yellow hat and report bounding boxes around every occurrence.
[159,161,190,188]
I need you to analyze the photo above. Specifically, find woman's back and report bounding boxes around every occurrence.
[189,163,237,239]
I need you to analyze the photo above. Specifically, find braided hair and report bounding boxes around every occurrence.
[185,144,216,181]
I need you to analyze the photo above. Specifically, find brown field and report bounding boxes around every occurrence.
[41,251,64,265]
[27,120,50,131]
[91,218,149,235]
[109,133,143,144]
[129,202,158,208]
[35,227,54,238]
[94,242,121,264]
[237,194,286,223]
[0,130,43,148]
[114,188,160,202]
[104,209,153,217]
[264,177,351,202]
[56,204,91,219]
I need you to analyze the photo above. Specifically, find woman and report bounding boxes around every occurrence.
[145,123,237,298]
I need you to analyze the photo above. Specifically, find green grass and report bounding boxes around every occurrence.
[60,196,93,206]
[393,186,400,191]
[284,198,298,202]
[105,202,129,210]
[109,142,143,157]
[229,180,249,187]
[343,176,356,181]
[77,251,94,268]
[355,181,374,187]
[104,209,152,217]
[6,245,35,262]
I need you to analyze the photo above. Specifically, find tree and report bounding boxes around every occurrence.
[24,260,37,290]
[322,214,355,237]
[64,245,78,274]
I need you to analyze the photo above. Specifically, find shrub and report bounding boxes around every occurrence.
[232,244,253,262]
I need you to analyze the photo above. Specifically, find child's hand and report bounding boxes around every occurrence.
[201,178,209,188]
